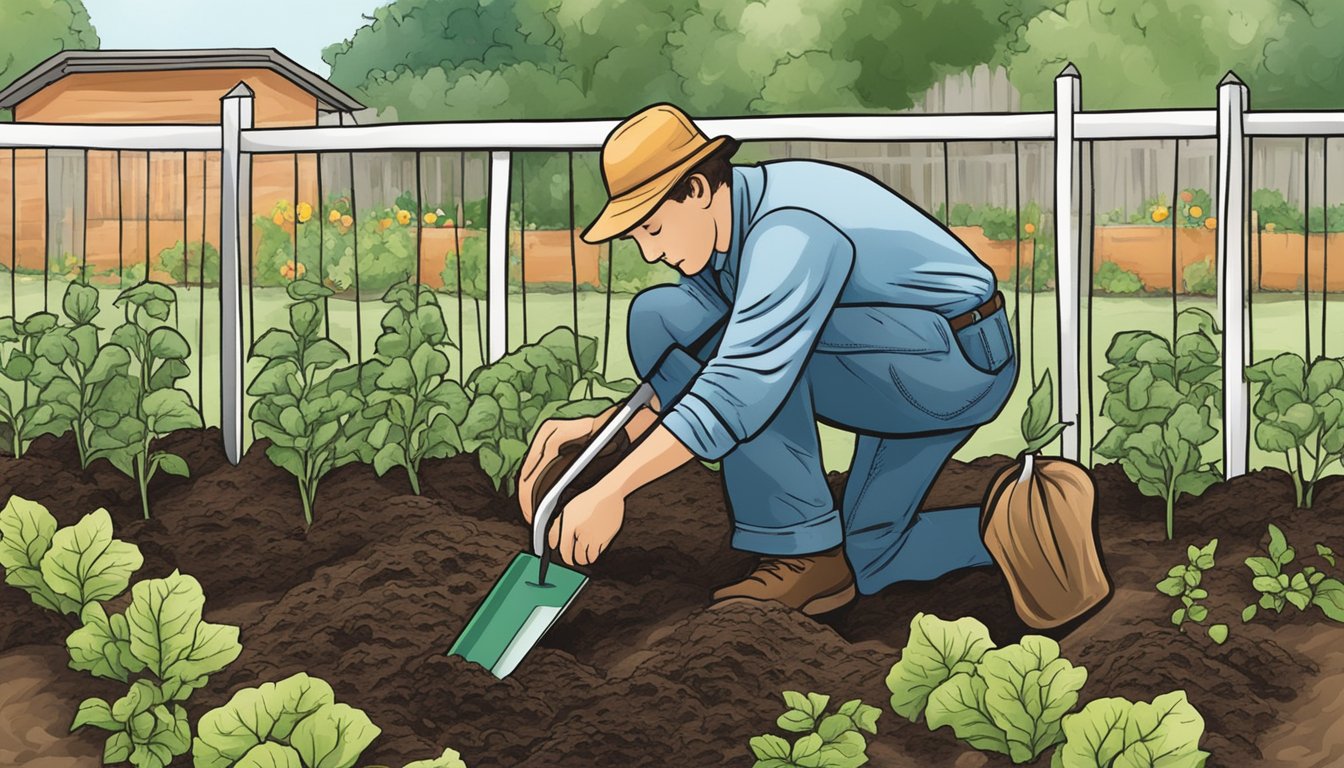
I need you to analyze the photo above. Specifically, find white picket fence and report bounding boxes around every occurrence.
[3,65,1338,475]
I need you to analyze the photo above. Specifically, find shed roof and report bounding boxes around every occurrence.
[0,48,364,113]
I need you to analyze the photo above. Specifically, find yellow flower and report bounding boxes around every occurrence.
[1266,222,1276,232]
[272,212,285,227]
[1204,217,1217,230]
[1152,206,1169,223]
[329,209,341,223]
[297,202,312,223]
[424,212,438,225]
[1189,205,1203,219]
[396,209,412,226]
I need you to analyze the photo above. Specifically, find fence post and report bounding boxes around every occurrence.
[1054,63,1082,461]
[487,151,511,363]
[1216,72,1249,480]
[219,83,253,466]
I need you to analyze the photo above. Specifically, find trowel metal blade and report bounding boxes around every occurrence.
[448,552,587,679]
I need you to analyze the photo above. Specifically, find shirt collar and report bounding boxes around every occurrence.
[710,165,764,275]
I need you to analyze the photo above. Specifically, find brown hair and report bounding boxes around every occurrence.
[665,140,739,202]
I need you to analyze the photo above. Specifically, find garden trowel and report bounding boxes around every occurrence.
[448,382,655,679]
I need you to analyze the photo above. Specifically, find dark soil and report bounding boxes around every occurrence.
[2,429,1343,767]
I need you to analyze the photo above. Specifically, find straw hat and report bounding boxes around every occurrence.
[581,103,738,244]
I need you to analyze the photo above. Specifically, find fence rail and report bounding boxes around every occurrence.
[2,64,1341,476]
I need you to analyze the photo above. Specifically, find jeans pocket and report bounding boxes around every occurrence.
[953,311,1014,375]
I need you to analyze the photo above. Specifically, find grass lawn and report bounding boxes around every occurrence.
[3,275,1340,478]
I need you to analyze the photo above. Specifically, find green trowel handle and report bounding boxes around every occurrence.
[531,381,656,558]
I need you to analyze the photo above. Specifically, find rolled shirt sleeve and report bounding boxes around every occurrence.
[662,208,855,460]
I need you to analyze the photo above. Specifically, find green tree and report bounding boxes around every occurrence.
[0,0,100,121]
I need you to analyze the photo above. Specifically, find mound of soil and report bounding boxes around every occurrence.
[2,429,1343,766]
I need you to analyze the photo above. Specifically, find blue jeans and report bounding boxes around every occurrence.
[628,281,1018,595]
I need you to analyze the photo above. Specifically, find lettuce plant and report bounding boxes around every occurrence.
[0,495,142,617]
[1241,523,1344,624]
[0,310,69,457]
[750,691,880,768]
[1156,539,1228,644]
[355,282,469,494]
[1245,353,1344,509]
[193,673,380,768]
[1095,308,1223,539]
[248,280,366,525]
[87,282,201,518]
[69,569,243,768]
[886,613,1086,764]
[33,282,132,468]
[1050,691,1209,768]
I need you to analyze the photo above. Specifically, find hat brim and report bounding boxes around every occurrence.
[580,136,736,244]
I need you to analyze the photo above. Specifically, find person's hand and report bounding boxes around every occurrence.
[548,483,625,566]
[518,416,598,524]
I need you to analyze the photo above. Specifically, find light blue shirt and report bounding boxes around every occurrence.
[660,160,997,460]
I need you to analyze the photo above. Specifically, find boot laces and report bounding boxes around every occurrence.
[756,557,810,580]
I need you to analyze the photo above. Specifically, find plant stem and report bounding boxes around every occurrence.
[407,463,421,495]
[136,453,150,519]
[1166,478,1176,540]
[299,475,314,528]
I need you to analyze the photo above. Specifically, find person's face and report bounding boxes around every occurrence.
[624,174,717,276]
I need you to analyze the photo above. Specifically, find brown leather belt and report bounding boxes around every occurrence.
[948,291,1005,332]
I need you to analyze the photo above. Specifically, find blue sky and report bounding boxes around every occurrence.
[82,0,382,76]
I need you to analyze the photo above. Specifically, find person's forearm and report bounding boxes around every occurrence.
[601,424,695,498]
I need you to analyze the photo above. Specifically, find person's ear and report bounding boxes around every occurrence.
[689,174,713,210]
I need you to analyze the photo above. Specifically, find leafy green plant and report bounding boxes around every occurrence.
[460,327,632,494]
[1050,691,1209,768]
[0,310,69,457]
[1176,188,1213,228]
[1252,188,1304,233]
[1156,539,1228,644]
[1245,353,1344,509]
[886,613,1087,764]
[750,691,880,768]
[1094,308,1223,539]
[193,673,380,768]
[439,234,488,300]
[87,282,201,519]
[1092,261,1144,294]
[248,280,366,525]
[1020,369,1069,455]
[33,282,132,468]
[0,496,142,617]
[158,239,221,285]
[354,282,468,494]
[1182,259,1217,296]
[1242,524,1344,624]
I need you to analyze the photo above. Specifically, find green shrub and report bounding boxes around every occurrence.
[600,238,679,294]
[1092,261,1144,294]
[157,240,220,285]
[1252,189,1304,233]
[439,235,488,300]
[1094,308,1223,539]
[1156,539,1227,644]
[750,691,880,768]
[1183,259,1217,296]
[0,310,69,457]
[1176,188,1213,228]
[1245,354,1344,509]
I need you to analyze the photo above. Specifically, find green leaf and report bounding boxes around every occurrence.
[980,636,1087,762]
[67,602,146,682]
[401,747,468,768]
[252,330,301,361]
[1187,605,1208,623]
[192,673,335,768]
[289,301,323,339]
[1050,691,1209,768]
[38,508,143,611]
[1155,576,1185,597]
[1024,422,1069,456]
[287,280,332,301]
[790,732,824,762]
[1171,608,1187,626]
[1207,624,1228,645]
[0,495,77,614]
[1312,578,1344,623]
[1267,524,1292,565]
[1245,556,1278,579]
[304,339,349,371]
[21,312,59,336]
[126,571,242,697]
[751,734,792,760]
[1022,370,1055,442]
[925,673,1011,756]
[373,443,406,477]
[87,345,132,385]
[1242,604,1258,622]
[410,343,449,383]
[376,358,417,391]
[71,697,120,732]
[104,731,133,763]
[288,702,381,768]
[1307,359,1344,401]
[886,613,995,720]
[1316,544,1336,567]
[236,742,304,768]
[144,388,202,434]
[148,327,191,361]
[155,452,191,478]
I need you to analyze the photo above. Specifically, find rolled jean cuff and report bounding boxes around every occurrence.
[731,509,844,556]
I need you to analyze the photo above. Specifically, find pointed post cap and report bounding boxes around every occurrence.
[1218,71,1246,88]
[221,82,255,101]
[1057,63,1080,79]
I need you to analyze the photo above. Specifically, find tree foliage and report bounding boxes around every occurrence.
[0,0,100,121]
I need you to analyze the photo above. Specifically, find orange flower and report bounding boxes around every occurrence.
[441,218,455,228]
[1204,217,1217,230]
[380,218,393,231]
[272,212,285,227]
[1180,191,1194,203]
[1024,222,1036,235]
[280,260,306,281]
[340,215,353,228]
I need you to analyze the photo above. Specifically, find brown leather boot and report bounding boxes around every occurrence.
[712,546,857,616]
